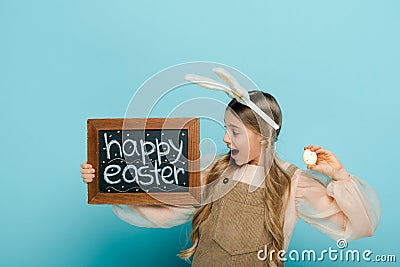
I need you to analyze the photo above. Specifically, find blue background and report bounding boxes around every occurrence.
[1,0,399,266]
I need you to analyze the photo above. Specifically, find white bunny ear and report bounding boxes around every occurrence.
[184,74,227,91]
[212,68,250,103]
[184,74,236,98]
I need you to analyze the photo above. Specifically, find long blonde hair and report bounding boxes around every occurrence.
[178,91,292,267]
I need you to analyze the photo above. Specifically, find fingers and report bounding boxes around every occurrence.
[80,168,95,174]
[304,145,321,151]
[304,145,331,155]
[315,148,330,155]
[82,171,95,183]
[306,164,324,174]
[307,163,322,171]
[80,161,95,184]
[83,178,94,184]
[82,172,95,178]
[306,164,314,169]
[80,162,93,169]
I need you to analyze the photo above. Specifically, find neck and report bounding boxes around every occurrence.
[248,147,266,167]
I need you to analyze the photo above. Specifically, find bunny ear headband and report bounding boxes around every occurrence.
[185,68,279,130]
[184,67,280,131]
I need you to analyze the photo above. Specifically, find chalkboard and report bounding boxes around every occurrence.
[87,118,200,205]
[98,129,189,193]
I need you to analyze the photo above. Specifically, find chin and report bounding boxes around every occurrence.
[230,157,245,167]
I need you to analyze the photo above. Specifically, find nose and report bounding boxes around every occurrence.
[223,130,231,145]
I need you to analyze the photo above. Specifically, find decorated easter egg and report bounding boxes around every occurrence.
[303,149,317,165]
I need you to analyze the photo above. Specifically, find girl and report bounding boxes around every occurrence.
[80,69,381,267]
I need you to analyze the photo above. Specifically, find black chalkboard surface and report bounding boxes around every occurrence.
[98,129,189,193]
[87,118,200,205]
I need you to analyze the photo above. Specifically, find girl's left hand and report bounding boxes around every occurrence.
[304,145,351,181]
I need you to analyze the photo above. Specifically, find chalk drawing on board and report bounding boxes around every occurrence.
[98,129,189,193]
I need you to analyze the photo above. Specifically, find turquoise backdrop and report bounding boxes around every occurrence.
[1,0,399,266]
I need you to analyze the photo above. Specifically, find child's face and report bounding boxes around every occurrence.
[223,109,264,166]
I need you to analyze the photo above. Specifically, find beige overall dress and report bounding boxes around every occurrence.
[191,164,298,267]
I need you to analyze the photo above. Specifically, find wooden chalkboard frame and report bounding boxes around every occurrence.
[87,118,200,205]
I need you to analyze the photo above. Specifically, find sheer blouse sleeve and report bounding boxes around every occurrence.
[294,169,382,242]
[111,204,197,228]
[110,154,217,228]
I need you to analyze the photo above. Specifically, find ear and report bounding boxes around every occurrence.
[259,135,267,145]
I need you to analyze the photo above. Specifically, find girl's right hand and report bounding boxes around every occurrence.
[80,162,95,184]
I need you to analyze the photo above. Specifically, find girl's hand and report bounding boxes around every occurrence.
[80,162,95,183]
[304,145,351,181]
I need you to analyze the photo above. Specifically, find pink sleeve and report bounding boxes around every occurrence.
[295,169,381,241]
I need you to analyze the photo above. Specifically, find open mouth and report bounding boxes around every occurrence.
[231,149,239,156]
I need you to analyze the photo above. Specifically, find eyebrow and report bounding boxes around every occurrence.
[226,123,241,129]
